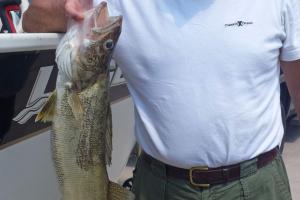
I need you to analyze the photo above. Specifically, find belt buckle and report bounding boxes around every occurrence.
[189,166,210,188]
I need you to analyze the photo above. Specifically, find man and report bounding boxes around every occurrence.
[24,0,300,199]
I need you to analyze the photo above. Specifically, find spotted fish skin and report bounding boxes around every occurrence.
[53,77,112,200]
[37,2,134,200]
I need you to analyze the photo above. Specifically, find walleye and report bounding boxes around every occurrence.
[36,2,134,200]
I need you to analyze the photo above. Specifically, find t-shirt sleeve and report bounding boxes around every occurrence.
[280,0,300,61]
[93,0,121,16]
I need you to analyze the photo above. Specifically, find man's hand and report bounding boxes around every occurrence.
[65,0,92,21]
[281,60,300,118]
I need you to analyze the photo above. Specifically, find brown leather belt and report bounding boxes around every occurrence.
[142,147,278,187]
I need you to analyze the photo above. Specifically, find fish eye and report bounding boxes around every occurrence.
[103,39,114,50]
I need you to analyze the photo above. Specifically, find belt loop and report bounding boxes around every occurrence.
[150,156,167,179]
[240,158,258,178]
[222,168,230,181]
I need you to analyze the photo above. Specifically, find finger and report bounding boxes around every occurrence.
[65,2,84,21]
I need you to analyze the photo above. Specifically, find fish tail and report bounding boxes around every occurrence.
[35,90,57,122]
[108,181,135,200]
[67,91,84,120]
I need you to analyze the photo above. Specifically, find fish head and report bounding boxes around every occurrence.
[77,2,122,79]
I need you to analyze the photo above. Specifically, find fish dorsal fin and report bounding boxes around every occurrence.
[108,181,135,200]
[105,106,113,165]
[68,91,84,120]
[35,90,57,123]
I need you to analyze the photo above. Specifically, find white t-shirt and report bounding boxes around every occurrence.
[94,0,300,168]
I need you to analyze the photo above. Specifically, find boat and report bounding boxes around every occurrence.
[0,33,136,200]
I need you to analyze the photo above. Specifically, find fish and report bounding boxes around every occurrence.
[36,2,134,200]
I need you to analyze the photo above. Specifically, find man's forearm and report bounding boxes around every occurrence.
[290,90,300,118]
[281,60,300,117]
[22,0,68,33]
[22,0,95,32]
[291,90,300,118]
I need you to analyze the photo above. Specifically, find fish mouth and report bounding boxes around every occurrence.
[92,2,122,33]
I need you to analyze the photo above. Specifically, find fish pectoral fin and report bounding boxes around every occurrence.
[35,90,57,123]
[68,92,84,120]
[109,181,135,200]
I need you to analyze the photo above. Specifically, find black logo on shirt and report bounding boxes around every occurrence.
[225,21,253,27]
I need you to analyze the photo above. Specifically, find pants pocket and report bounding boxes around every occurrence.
[132,156,166,200]
[272,156,292,200]
[212,180,244,200]
[239,156,292,200]
[132,156,142,195]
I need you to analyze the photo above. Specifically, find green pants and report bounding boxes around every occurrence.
[132,152,292,200]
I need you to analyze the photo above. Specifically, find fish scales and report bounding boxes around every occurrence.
[53,79,110,200]
[37,2,134,200]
